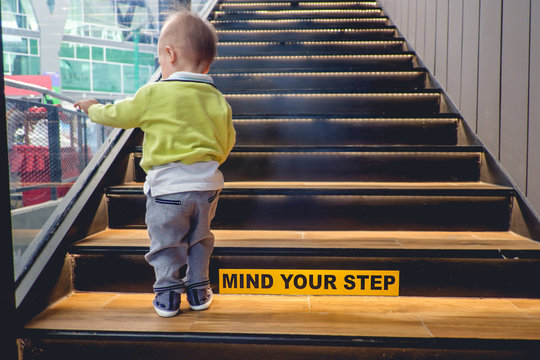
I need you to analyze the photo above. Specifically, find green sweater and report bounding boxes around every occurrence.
[88,80,235,173]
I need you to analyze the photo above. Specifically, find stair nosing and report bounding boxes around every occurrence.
[132,145,481,153]
[106,182,514,197]
[215,52,415,59]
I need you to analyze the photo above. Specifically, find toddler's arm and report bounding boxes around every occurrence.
[74,85,150,129]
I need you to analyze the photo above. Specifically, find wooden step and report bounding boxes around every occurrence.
[213,9,384,20]
[229,117,458,146]
[222,0,379,3]
[216,40,405,56]
[215,28,398,42]
[212,71,428,92]
[211,53,416,72]
[69,228,540,297]
[20,292,540,359]
[105,182,513,231]
[25,292,540,339]
[218,1,381,11]
[224,91,441,116]
[211,17,390,30]
[132,146,481,182]
[75,228,540,253]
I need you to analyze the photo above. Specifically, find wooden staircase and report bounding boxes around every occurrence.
[17,1,540,359]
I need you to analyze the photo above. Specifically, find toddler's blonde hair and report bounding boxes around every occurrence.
[160,10,218,67]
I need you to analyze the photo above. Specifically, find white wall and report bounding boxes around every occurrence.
[379,0,540,215]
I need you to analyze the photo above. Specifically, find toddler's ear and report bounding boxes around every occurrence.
[203,64,210,74]
[166,45,177,64]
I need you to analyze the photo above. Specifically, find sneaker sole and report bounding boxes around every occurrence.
[189,293,213,311]
[154,305,180,318]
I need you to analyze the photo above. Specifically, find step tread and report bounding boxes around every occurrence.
[24,292,540,341]
[108,182,512,195]
[73,229,540,251]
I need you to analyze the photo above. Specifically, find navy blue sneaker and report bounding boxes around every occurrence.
[152,291,181,317]
[186,286,213,311]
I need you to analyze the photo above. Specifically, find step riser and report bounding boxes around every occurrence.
[217,30,396,42]
[71,254,540,298]
[213,73,426,92]
[223,153,480,181]
[211,56,415,72]
[217,42,404,56]
[132,153,480,182]
[213,11,384,20]
[245,120,457,145]
[230,120,458,146]
[225,94,440,116]
[212,20,389,30]
[219,4,382,11]
[106,194,511,231]
[21,336,538,360]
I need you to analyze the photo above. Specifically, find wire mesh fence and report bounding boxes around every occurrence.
[7,98,112,209]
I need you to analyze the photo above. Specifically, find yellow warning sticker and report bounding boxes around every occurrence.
[219,269,399,296]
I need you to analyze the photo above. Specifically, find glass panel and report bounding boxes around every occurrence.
[12,55,40,75]
[29,38,38,55]
[83,0,115,25]
[92,46,104,61]
[106,48,134,65]
[1,0,17,12]
[76,44,90,60]
[59,43,75,58]
[6,99,113,262]
[3,35,28,54]
[3,0,218,301]
[93,62,121,92]
[140,52,156,67]
[19,0,38,30]
[3,53,11,73]
[60,59,91,90]
[123,65,152,94]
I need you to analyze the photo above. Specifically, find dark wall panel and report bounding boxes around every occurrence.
[529,0,540,214]
[500,0,530,191]
[460,0,480,132]
[476,0,502,158]
[379,0,539,215]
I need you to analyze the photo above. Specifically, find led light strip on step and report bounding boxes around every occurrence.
[221,2,380,7]
[211,17,387,23]
[232,117,457,123]
[215,54,413,60]
[217,40,403,45]
[212,71,423,77]
[215,9,382,14]
[225,92,439,98]
[229,151,465,156]
[216,28,395,33]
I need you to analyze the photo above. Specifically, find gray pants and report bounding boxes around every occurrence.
[144,190,220,293]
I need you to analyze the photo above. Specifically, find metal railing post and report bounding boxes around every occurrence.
[47,106,62,200]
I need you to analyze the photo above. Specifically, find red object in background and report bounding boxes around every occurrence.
[9,145,81,206]
[4,75,52,97]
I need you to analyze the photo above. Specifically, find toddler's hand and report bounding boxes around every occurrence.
[74,99,99,114]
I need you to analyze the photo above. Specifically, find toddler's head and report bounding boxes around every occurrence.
[158,10,218,78]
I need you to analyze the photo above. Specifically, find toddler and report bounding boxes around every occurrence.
[75,10,235,317]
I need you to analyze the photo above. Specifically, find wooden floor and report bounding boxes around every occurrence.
[25,292,540,340]
[74,228,540,250]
